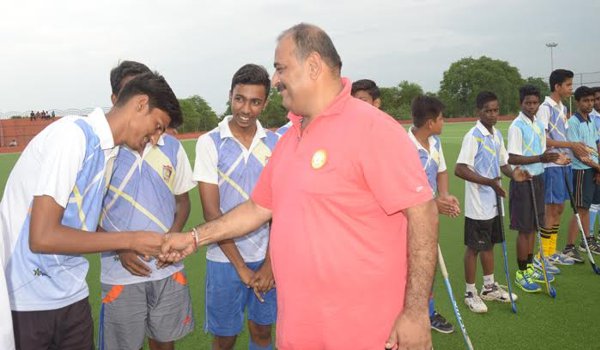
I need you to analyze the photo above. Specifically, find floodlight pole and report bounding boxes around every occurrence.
[546,42,558,72]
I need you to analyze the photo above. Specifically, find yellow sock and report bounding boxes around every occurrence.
[541,227,553,258]
[551,225,559,256]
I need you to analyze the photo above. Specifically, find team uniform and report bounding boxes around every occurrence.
[507,111,554,292]
[251,79,433,349]
[0,241,14,350]
[0,108,118,349]
[194,116,278,340]
[566,112,600,255]
[588,108,600,237]
[275,121,292,138]
[407,128,453,333]
[456,121,515,311]
[536,97,574,266]
[98,134,196,350]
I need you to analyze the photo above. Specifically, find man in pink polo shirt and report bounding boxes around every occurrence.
[162,23,438,350]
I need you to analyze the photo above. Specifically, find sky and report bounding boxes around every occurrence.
[1,0,598,117]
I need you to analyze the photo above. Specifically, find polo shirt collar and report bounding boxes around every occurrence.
[517,111,537,124]
[288,77,352,127]
[87,107,115,150]
[573,112,589,123]
[408,126,437,152]
[544,96,563,110]
[218,115,267,140]
[475,120,495,136]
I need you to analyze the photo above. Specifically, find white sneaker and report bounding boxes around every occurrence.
[464,291,488,313]
[548,252,575,266]
[480,282,518,302]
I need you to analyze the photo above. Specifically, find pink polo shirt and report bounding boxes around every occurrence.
[251,78,433,350]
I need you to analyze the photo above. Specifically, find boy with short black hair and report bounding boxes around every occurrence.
[455,91,524,313]
[99,61,196,350]
[1,72,182,349]
[351,79,381,108]
[194,64,278,350]
[564,86,600,257]
[507,84,569,293]
[536,69,589,269]
[408,95,460,333]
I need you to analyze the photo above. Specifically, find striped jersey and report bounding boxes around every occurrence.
[507,112,546,176]
[194,116,279,262]
[537,96,571,168]
[407,127,446,194]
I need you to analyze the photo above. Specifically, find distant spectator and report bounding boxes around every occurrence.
[30,111,34,121]
[51,111,55,118]
[8,139,17,147]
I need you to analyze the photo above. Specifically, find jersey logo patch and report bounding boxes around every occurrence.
[163,165,173,182]
[311,149,327,169]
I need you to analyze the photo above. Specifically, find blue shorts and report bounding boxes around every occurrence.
[205,260,277,336]
[544,166,572,204]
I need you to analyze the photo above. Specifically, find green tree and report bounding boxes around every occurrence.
[524,76,551,99]
[438,56,524,117]
[178,95,219,132]
[221,89,288,129]
[379,81,424,120]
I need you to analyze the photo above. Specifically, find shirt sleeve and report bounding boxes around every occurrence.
[507,124,524,156]
[192,133,218,185]
[537,104,550,131]
[437,142,447,173]
[359,116,433,215]
[251,142,280,210]
[498,135,509,166]
[33,121,86,208]
[456,132,477,167]
[172,143,197,195]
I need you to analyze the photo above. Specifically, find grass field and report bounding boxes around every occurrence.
[1,121,599,349]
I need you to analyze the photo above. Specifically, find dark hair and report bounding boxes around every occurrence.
[590,86,600,95]
[278,23,342,74]
[110,60,152,95]
[475,91,498,109]
[519,85,541,103]
[549,69,574,92]
[411,95,444,128]
[115,72,183,128]
[230,64,271,99]
[574,86,594,101]
[351,79,380,99]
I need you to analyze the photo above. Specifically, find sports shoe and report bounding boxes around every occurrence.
[430,312,454,334]
[464,291,487,313]
[579,238,600,255]
[480,282,518,303]
[533,256,560,275]
[527,265,555,283]
[515,270,541,293]
[548,252,575,266]
[562,245,584,263]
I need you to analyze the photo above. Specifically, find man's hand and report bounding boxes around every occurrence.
[512,166,532,182]
[539,150,560,163]
[434,195,460,218]
[159,232,195,263]
[129,232,164,258]
[553,152,571,165]
[385,310,432,350]
[571,142,590,159]
[486,177,506,197]
[249,260,276,302]
[118,250,151,277]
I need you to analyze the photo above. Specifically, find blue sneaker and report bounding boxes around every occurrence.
[528,264,555,283]
[515,270,541,293]
[548,252,575,266]
[534,256,560,275]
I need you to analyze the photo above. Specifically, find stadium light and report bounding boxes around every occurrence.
[546,42,558,71]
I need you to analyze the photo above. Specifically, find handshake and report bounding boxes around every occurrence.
[127,228,203,264]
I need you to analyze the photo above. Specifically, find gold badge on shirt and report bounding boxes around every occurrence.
[311,149,327,169]
[162,165,173,181]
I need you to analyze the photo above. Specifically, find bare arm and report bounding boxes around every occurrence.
[385,199,438,349]
[161,199,272,260]
[455,163,497,187]
[170,192,191,232]
[199,182,256,284]
[30,195,163,256]
[434,171,460,217]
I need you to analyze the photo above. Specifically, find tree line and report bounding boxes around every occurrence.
[178,56,553,133]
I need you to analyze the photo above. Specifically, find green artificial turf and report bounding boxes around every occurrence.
[1,121,598,349]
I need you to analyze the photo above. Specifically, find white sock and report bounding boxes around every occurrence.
[466,283,477,295]
[483,274,494,288]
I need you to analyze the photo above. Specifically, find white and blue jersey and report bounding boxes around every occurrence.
[537,96,571,168]
[275,121,292,138]
[507,112,546,176]
[457,121,509,220]
[591,109,600,140]
[0,109,117,311]
[408,127,446,194]
[193,116,279,263]
[100,134,196,285]
[567,112,600,170]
